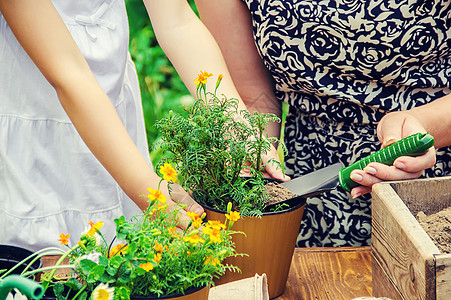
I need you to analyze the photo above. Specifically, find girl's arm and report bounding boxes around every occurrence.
[144,0,288,180]
[0,0,203,221]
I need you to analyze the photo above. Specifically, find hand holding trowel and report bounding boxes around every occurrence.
[266,133,435,210]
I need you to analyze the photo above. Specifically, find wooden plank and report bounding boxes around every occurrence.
[436,255,451,300]
[372,183,441,300]
[372,252,404,300]
[276,247,372,300]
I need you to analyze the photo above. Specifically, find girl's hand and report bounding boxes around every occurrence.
[261,144,290,181]
[350,111,436,198]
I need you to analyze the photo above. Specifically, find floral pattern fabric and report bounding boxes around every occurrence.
[241,0,451,247]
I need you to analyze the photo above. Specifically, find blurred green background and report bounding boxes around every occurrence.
[125,0,287,167]
[126,0,198,166]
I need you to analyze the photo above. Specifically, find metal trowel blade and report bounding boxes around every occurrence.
[280,163,343,198]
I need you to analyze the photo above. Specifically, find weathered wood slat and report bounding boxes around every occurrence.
[372,177,451,300]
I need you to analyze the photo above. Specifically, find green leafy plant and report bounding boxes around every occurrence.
[1,164,240,300]
[156,72,285,216]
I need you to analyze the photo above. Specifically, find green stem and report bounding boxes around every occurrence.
[22,265,74,278]
[0,248,65,280]
[70,284,87,300]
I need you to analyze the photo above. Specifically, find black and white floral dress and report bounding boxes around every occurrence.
[241,0,451,247]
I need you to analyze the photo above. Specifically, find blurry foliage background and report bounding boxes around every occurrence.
[125,0,198,166]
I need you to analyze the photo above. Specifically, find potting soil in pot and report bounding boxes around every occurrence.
[263,182,297,206]
[416,206,451,253]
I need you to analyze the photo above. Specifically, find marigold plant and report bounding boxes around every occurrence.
[4,164,241,300]
[156,72,285,216]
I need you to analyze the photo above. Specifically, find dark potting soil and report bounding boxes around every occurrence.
[263,182,297,205]
[416,206,451,254]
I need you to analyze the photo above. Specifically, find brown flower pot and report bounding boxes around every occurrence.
[130,285,209,300]
[203,201,305,299]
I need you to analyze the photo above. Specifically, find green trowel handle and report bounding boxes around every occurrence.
[339,133,435,192]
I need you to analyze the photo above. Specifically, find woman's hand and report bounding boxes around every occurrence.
[349,111,436,198]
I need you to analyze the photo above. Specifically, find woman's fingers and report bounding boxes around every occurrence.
[349,149,435,197]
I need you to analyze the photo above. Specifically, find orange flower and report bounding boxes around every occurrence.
[159,163,178,183]
[58,233,70,245]
[139,262,154,272]
[194,71,213,86]
[147,188,167,204]
[87,221,104,236]
[215,74,224,89]
[201,71,213,79]
[153,241,164,253]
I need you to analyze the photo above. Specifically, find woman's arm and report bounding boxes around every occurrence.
[350,93,450,198]
[144,0,288,179]
[0,0,203,221]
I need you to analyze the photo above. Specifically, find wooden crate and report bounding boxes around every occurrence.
[371,177,451,300]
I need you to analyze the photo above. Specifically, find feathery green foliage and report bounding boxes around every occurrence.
[156,73,284,216]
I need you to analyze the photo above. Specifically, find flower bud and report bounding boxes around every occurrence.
[227,202,232,214]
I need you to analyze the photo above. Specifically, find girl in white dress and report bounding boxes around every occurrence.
[0,0,201,251]
[0,0,287,251]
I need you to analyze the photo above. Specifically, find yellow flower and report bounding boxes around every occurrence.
[156,204,168,211]
[204,256,220,266]
[186,211,199,221]
[87,221,104,236]
[192,218,202,229]
[153,253,162,264]
[187,211,203,228]
[203,226,221,243]
[110,244,127,257]
[168,227,180,239]
[183,234,205,244]
[140,262,154,272]
[92,283,114,300]
[147,188,167,204]
[207,220,226,230]
[225,211,240,222]
[58,233,70,245]
[153,241,164,253]
[159,163,178,183]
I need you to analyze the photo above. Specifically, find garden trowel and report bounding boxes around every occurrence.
[270,133,435,209]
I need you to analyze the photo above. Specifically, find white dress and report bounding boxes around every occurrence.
[0,0,148,251]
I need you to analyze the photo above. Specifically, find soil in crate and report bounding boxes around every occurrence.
[416,206,451,253]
